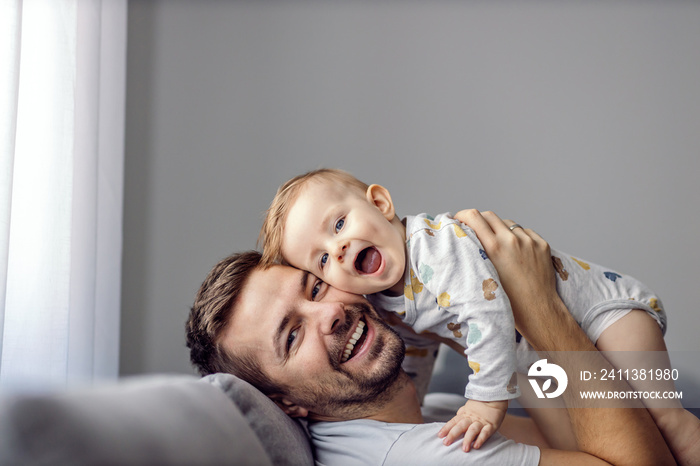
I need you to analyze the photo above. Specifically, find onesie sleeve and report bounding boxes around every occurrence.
[406,213,519,401]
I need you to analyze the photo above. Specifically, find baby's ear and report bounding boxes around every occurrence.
[270,394,310,418]
[366,184,395,220]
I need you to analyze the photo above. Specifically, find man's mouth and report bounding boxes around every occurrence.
[341,319,367,363]
[354,247,381,275]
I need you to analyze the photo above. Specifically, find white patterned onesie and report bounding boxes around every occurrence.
[368,212,667,402]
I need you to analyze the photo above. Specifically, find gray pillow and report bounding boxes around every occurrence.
[202,373,314,465]
[0,374,312,465]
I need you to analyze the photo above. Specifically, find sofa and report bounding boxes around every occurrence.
[0,373,313,465]
[1,347,697,465]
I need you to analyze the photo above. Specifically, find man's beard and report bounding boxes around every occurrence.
[292,302,406,420]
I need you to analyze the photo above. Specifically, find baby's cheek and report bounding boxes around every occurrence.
[345,274,370,295]
[327,269,355,292]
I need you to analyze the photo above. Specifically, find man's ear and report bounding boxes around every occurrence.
[366,184,396,221]
[270,394,310,418]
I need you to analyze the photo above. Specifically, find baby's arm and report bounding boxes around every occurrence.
[407,214,519,401]
[406,214,518,449]
[437,399,508,452]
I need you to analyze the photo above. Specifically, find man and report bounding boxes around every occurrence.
[187,210,674,465]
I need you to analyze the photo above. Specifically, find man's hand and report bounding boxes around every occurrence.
[452,209,676,465]
[453,210,561,342]
[437,399,508,452]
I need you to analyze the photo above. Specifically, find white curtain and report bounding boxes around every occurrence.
[0,0,126,389]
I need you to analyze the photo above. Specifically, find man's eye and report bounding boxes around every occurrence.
[320,253,328,269]
[287,328,298,351]
[311,281,322,300]
[335,218,345,233]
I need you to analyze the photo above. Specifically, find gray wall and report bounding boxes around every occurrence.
[122,1,700,380]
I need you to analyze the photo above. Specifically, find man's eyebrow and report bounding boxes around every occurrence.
[274,313,291,361]
[300,270,309,293]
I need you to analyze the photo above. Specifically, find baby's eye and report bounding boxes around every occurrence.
[287,328,299,351]
[320,253,329,269]
[334,218,344,233]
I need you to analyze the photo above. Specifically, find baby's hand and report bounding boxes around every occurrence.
[437,399,508,452]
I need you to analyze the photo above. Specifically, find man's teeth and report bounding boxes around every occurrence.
[341,321,366,363]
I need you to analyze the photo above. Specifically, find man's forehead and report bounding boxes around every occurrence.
[244,264,306,304]
[222,265,307,358]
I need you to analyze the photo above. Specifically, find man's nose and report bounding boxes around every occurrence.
[315,301,346,335]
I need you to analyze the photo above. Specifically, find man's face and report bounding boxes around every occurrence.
[219,264,405,421]
[280,180,406,295]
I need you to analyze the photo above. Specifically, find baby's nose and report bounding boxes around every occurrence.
[337,243,348,262]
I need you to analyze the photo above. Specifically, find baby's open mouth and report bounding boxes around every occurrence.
[355,247,381,274]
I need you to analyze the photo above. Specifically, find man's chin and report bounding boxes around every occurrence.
[346,322,405,396]
[294,301,406,420]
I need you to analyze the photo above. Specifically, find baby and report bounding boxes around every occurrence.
[259,168,698,461]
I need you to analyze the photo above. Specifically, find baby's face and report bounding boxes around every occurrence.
[281,180,406,296]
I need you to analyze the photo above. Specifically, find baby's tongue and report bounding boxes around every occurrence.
[357,247,381,274]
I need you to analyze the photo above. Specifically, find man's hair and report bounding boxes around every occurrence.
[259,168,369,268]
[186,250,286,396]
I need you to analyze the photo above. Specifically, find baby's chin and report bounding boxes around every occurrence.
[333,276,386,296]
[352,274,405,297]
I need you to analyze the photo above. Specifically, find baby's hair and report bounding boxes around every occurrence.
[259,168,369,267]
